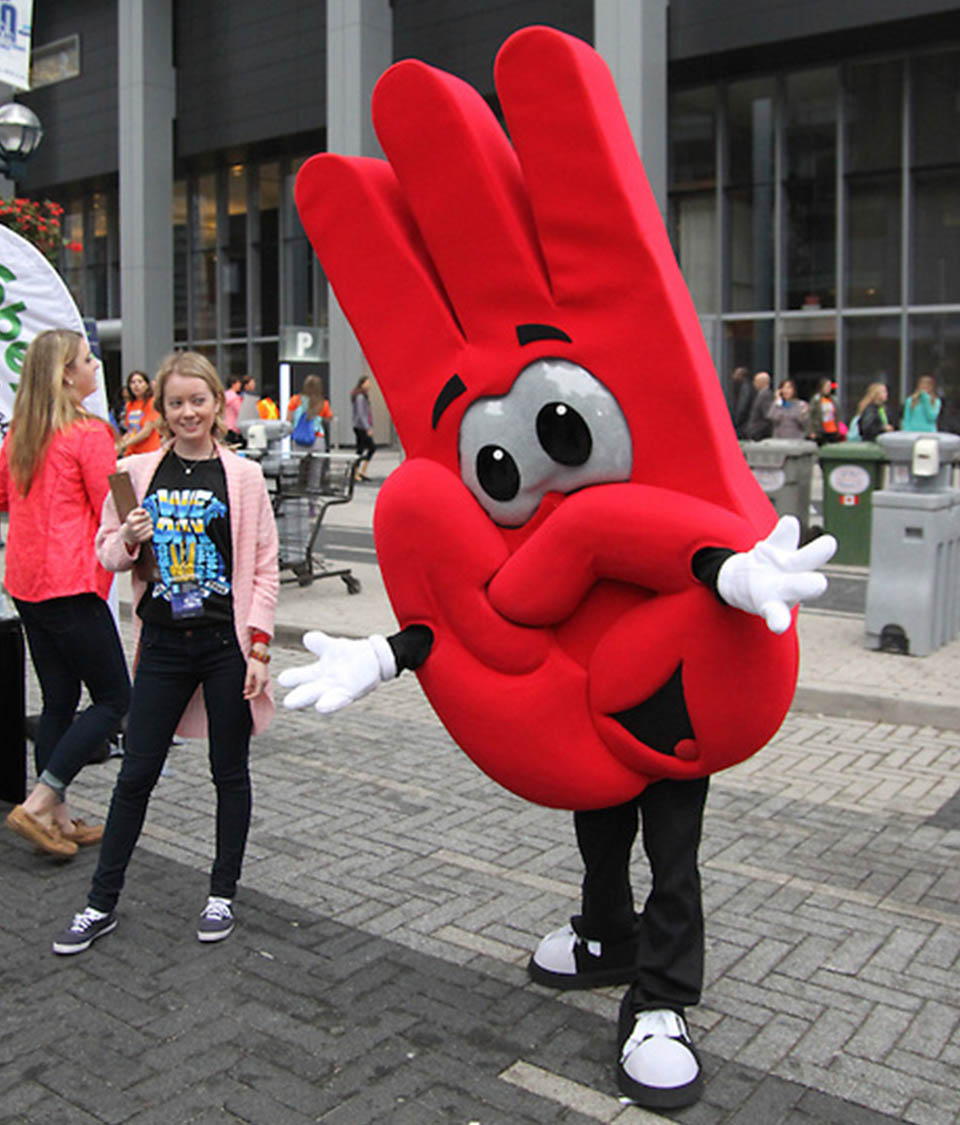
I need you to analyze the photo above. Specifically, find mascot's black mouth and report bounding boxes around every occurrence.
[611,665,694,757]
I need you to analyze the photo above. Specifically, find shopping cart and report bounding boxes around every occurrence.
[270,452,362,593]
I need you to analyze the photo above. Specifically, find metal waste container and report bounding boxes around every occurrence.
[0,593,27,804]
[865,432,960,656]
[741,439,818,536]
[818,442,887,565]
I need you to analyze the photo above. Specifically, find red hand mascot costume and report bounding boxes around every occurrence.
[289,26,834,1109]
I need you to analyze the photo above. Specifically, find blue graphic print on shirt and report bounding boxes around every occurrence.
[143,487,230,604]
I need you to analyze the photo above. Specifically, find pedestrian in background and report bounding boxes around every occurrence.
[725,366,754,439]
[351,375,375,481]
[1,329,130,858]
[291,374,332,451]
[745,371,774,440]
[853,383,894,442]
[901,375,941,432]
[809,377,842,444]
[767,379,810,439]
[52,350,278,955]
[223,375,244,442]
[119,370,162,454]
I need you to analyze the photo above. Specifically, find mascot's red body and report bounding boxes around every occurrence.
[295,27,797,810]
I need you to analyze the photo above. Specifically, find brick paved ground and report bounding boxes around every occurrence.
[3,631,958,1124]
[3,461,959,1122]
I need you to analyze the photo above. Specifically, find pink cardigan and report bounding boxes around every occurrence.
[96,443,279,737]
[0,420,116,603]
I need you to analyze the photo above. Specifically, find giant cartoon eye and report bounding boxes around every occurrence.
[459,359,632,526]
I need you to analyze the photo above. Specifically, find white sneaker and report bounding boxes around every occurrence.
[617,1006,702,1108]
[197,896,234,943]
[528,922,639,989]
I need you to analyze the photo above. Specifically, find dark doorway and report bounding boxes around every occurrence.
[788,339,834,402]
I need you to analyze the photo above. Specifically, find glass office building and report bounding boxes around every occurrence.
[19,1,960,431]
[669,45,960,422]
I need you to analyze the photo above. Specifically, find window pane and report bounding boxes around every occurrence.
[63,203,85,313]
[190,174,217,338]
[283,167,321,327]
[913,170,960,304]
[225,166,247,336]
[784,69,838,310]
[258,162,280,335]
[912,50,960,168]
[193,172,217,249]
[846,176,900,306]
[173,179,187,340]
[727,185,774,311]
[727,78,774,186]
[844,317,900,423]
[670,191,715,312]
[669,86,715,187]
[221,344,248,382]
[254,340,279,399]
[191,249,217,339]
[88,192,109,319]
[783,317,834,403]
[910,314,960,433]
[846,60,902,174]
[726,78,775,312]
[724,318,774,381]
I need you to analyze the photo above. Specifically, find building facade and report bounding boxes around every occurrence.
[11,0,960,437]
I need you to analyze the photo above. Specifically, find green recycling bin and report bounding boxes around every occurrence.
[818,442,887,565]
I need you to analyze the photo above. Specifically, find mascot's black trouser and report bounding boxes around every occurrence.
[573,775,709,1012]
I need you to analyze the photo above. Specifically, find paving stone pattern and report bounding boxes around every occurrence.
[3,633,958,1124]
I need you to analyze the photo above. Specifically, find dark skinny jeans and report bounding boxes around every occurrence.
[14,593,130,790]
[89,621,253,912]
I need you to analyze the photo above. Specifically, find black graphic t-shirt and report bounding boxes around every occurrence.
[136,451,234,628]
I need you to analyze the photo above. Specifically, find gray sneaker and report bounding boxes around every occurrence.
[52,907,117,955]
[197,896,234,942]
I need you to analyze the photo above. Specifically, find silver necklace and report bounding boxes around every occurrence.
[172,442,216,476]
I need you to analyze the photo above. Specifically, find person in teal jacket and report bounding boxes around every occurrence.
[901,375,941,432]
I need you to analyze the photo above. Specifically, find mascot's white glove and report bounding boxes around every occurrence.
[717,515,837,635]
[278,631,398,714]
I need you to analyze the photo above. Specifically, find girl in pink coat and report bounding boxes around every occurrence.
[53,351,278,955]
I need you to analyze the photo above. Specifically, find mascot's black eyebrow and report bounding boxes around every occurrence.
[432,374,467,429]
[516,323,572,346]
[431,324,572,428]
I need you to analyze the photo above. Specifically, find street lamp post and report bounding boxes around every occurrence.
[0,103,43,181]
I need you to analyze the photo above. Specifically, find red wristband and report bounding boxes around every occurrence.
[250,630,270,646]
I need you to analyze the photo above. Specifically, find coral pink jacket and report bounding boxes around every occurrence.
[0,420,116,603]
[96,443,279,737]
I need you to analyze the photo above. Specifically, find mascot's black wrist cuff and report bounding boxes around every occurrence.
[692,547,736,604]
[387,624,434,672]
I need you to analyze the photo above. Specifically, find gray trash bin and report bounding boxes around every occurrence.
[740,439,818,536]
[864,432,960,655]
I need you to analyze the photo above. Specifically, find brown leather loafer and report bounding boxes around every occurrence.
[69,819,104,847]
[6,805,78,857]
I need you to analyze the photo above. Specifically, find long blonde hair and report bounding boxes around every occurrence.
[6,329,91,494]
[153,350,228,441]
[856,382,887,416]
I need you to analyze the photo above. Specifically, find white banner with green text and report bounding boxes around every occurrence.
[0,225,108,435]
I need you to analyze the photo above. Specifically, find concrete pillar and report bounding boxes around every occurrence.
[326,0,392,448]
[118,0,175,378]
[594,0,668,216]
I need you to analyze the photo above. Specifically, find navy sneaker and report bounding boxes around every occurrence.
[197,896,234,942]
[52,907,117,955]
